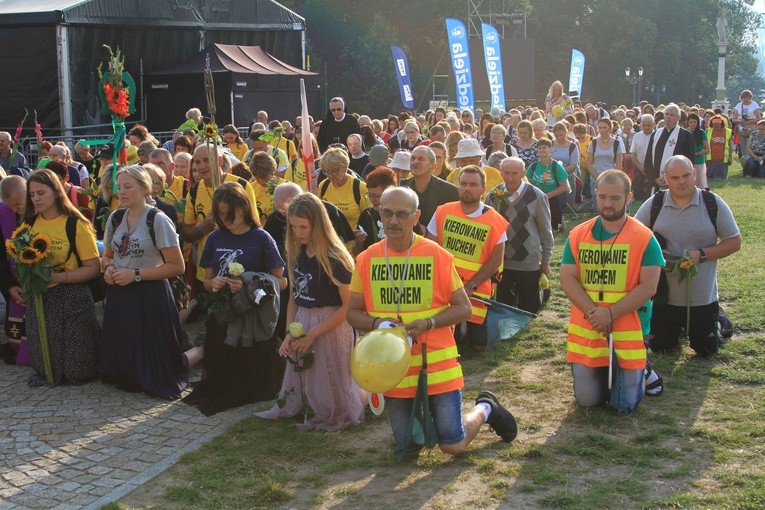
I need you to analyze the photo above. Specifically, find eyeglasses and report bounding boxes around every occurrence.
[380,208,416,220]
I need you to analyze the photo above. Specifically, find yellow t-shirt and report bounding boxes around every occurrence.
[227,141,249,161]
[183,173,260,280]
[253,177,285,225]
[161,175,191,261]
[271,137,296,161]
[447,165,503,199]
[162,175,187,210]
[29,214,99,286]
[285,159,309,191]
[319,177,372,232]
[578,135,593,168]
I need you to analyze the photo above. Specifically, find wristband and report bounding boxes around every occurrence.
[429,317,436,330]
[371,317,379,330]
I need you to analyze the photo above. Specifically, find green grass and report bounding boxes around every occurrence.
[116,161,765,510]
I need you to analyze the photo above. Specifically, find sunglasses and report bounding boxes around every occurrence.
[330,108,343,112]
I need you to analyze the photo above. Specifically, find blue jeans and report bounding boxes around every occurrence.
[386,389,465,452]
[571,363,645,412]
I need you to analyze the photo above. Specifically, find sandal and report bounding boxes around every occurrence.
[645,373,664,396]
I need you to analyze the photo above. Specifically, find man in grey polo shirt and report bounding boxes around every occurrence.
[635,155,741,356]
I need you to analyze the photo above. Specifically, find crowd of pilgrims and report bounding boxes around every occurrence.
[0,80,750,428]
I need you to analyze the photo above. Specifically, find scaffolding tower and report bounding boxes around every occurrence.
[467,0,526,39]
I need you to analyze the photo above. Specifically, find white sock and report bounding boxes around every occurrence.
[476,402,492,422]
[645,370,659,385]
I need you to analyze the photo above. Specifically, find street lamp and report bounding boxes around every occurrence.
[625,67,644,106]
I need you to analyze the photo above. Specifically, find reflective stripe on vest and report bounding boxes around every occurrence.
[566,217,653,369]
[434,202,508,324]
[358,236,464,398]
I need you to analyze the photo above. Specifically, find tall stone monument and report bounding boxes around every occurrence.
[713,14,730,113]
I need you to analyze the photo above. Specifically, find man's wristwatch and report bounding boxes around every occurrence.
[466,281,477,291]
[698,249,707,263]
[134,269,142,282]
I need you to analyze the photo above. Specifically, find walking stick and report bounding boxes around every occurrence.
[608,331,614,390]
[204,54,221,190]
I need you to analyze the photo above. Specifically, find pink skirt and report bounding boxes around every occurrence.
[255,306,364,431]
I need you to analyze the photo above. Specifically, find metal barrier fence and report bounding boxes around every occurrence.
[14,126,250,168]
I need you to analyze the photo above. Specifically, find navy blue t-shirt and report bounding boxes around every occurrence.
[292,246,352,308]
[200,227,284,276]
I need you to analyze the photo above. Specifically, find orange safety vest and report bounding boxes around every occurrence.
[566,216,652,369]
[705,126,732,162]
[433,201,509,324]
[356,236,464,398]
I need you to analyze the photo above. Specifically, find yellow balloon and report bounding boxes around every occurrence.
[350,327,411,393]
[551,104,564,118]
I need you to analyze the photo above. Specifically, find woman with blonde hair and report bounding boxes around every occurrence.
[445,130,465,169]
[257,192,363,431]
[24,169,100,386]
[532,118,552,141]
[460,109,475,128]
[429,141,451,180]
[101,165,201,400]
[545,80,571,126]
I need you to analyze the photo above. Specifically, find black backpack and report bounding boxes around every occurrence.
[110,208,190,310]
[648,190,732,335]
[29,214,107,303]
[648,189,718,232]
[318,176,363,208]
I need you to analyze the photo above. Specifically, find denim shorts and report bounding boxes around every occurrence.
[386,389,465,451]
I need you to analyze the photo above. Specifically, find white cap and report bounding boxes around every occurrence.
[454,138,484,159]
[388,151,411,171]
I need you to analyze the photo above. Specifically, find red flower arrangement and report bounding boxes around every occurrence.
[103,82,130,118]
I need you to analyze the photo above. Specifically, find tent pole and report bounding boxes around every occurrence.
[140,58,146,122]
[230,90,235,127]
[301,29,307,70]
[56,24,73,140]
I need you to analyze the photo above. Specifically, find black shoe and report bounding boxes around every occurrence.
[476,390,517,442]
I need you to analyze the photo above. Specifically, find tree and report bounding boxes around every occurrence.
[284,0,764,113]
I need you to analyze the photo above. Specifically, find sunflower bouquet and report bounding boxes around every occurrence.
[489,186,507,211]
[5,224,54,383]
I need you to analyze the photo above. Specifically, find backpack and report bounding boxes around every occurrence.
[529,159,571,196]
[588,138,620,162]
[648,190,732,335]
[110,208,190,310]
[318,176,363,208]
[28,214,110,303]
[648,189,718,232]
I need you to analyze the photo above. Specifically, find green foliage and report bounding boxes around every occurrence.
[285,0,763,112]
